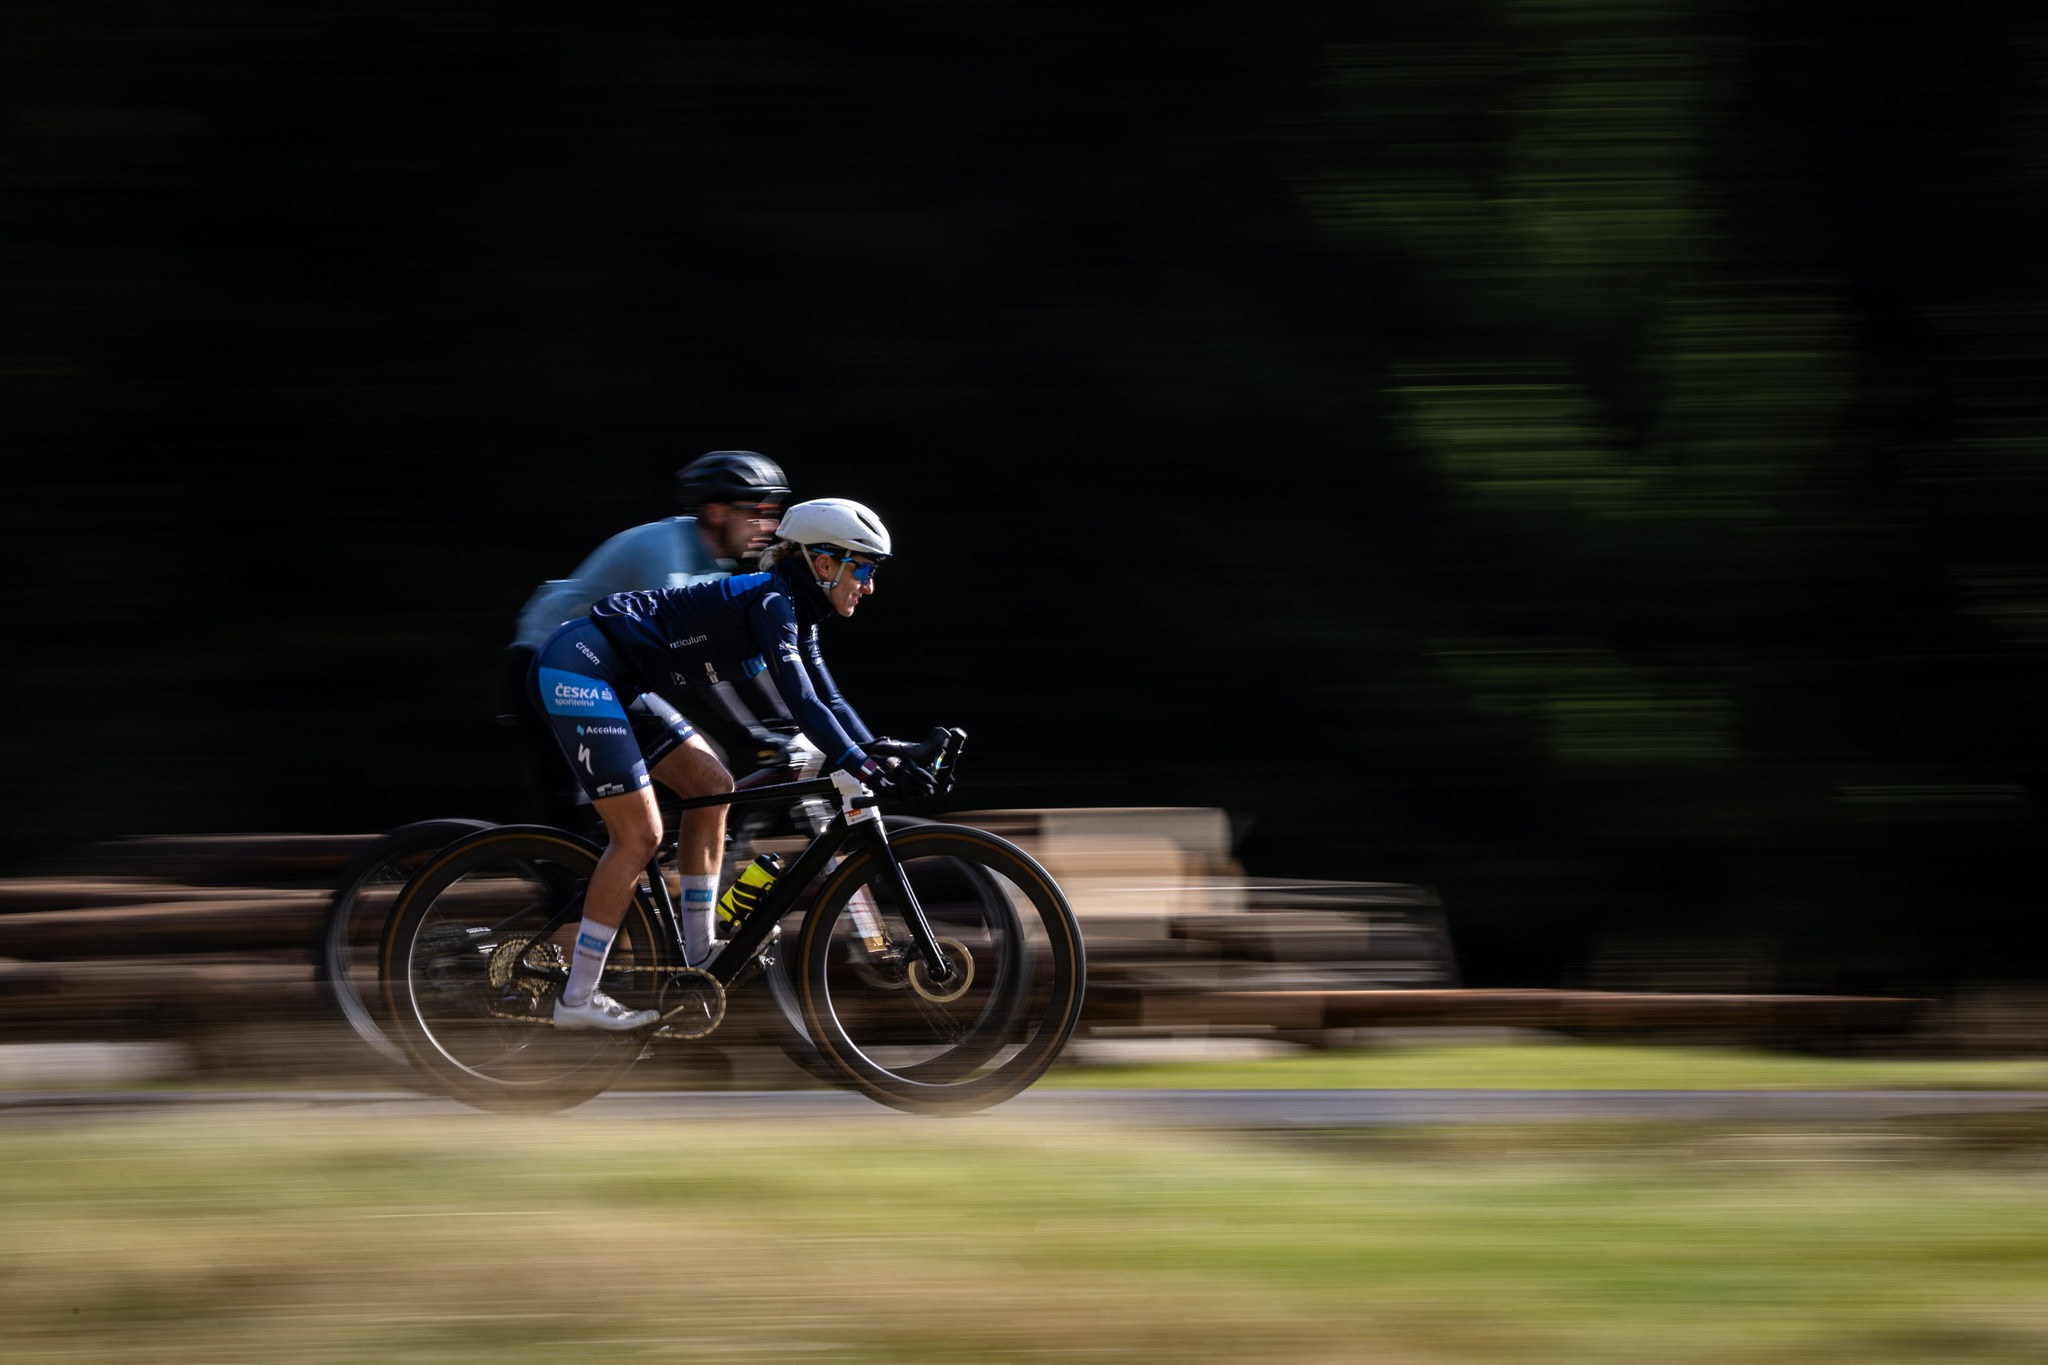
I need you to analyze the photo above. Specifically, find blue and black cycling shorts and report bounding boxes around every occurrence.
[529,619,694,804]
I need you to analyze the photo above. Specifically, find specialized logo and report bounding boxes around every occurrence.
[577,743,593,774]
[667,634,708,650]
[574,640,603,666]
[538,667,628,719]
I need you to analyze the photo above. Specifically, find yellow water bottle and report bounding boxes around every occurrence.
[715,853,782,937]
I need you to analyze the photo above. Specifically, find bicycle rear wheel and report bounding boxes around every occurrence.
[379,825,669,1113]
[796,823,1086,1114]
[316,817,493,1068]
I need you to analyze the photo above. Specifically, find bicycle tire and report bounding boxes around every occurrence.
[316,817,494,1068]
[796,823,1085,1114]
[378,824,671,1113]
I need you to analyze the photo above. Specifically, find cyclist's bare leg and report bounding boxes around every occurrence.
[561,737,734,1012]
[574,736,728,930]
[648,736,732,965]
[648,736,731,877]
[554,784,664,1021]
[579,786,664,933]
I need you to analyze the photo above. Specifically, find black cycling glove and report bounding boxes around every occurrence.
[839,747,937,799]
[883,760,938,799]
[861,737,920,762]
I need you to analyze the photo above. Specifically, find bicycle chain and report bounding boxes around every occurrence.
[479,959,729,1040]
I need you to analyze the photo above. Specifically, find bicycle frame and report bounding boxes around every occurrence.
[502,758,962,1006]
[662,771,959,990]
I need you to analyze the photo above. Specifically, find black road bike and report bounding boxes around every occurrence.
[375,729,1087,1114]
[315,748,927,1079]
[315,686,822,1072]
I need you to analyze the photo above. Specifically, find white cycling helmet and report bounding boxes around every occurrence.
[776,497,892,559]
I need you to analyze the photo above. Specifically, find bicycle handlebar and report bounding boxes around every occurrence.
[670,725,969,814]
[903,725,968,780]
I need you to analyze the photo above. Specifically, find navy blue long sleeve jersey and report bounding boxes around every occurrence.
[588,557,874,768]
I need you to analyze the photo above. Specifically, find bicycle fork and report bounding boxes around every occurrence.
[795,768,951,984]
[839,792,958,988]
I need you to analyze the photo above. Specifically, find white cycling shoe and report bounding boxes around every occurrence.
[552,991,659,1032]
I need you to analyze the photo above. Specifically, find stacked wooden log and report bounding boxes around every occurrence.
[0,836,370,1049]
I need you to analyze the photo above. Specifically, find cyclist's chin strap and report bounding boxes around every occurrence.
[808,552,847,594]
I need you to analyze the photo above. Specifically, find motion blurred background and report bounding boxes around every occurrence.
[5,0,2045,1000]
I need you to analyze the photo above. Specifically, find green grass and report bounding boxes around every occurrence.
[4,1107,2048,1362]
[1045,1041,2048,1091]
[10,1037,2048,1096]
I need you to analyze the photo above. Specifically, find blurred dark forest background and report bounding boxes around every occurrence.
[5,0,2045,994]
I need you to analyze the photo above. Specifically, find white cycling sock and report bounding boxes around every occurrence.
[679,875,717,968]
[562,918,618,1008]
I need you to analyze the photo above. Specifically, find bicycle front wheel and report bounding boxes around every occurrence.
[796,823,1086,1114]
[744,814,938,1087]
[379,825,669,1113]
[317,817,493,1069]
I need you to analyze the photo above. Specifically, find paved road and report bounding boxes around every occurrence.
[4,1086,2045,1126]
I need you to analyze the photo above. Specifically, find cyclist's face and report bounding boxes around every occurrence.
[703,501,783,559]
[812,552,879,617]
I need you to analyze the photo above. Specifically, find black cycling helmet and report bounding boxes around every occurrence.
[675,450,790,512]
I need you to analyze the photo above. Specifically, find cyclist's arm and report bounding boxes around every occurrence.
[800,625,875,748]
[749,594,865,768]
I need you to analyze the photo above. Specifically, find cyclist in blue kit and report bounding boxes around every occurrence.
[529,497,940,1030]
[503,451,797,833]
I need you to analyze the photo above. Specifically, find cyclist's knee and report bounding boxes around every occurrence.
[657,743,732,797]
[602,813,662,865]
[592,786,662,860]
[698,757,735,796]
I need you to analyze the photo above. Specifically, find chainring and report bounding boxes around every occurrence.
[653,966,727,1041]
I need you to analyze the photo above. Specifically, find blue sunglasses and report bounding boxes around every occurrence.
[811,547,883,584]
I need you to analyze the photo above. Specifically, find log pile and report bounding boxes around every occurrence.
[0,821,1918,1076]
[0,838,349,1047]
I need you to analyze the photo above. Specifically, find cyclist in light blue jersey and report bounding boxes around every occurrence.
[510,451,788,651]
[531,497,937,1030]
[501,451,795,831]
